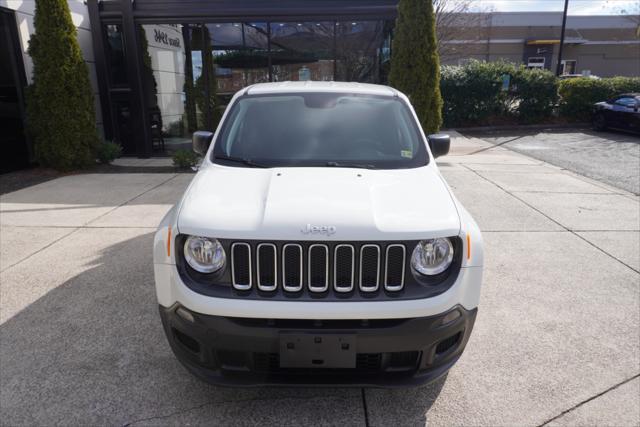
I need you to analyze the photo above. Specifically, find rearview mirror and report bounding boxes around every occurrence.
[427,134,450,158]
[192,131,214,155]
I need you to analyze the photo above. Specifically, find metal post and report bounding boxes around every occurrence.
[87,0,113,143]
[267,23,272,82]
[121,0,152,157]
[556,0,569,76]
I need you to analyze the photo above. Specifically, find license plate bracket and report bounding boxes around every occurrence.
[279,333,356,369]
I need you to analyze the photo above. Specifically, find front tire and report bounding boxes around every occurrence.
[592,112,607,131]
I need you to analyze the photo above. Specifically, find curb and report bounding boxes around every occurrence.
[445,122,590,133]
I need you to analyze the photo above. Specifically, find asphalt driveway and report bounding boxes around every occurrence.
[462,128,640,195]
[1,133,638,426]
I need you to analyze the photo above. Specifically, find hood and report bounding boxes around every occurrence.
[177,164,460,240]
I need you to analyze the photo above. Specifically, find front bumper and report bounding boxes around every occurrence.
[160,304,477,387]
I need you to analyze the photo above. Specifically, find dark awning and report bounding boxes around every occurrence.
[98,0,398,23]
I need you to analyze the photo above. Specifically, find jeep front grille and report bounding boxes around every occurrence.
[230,241,405,294]
[282,244,303,292]
[308,244,329,292]
[177,236,463,301]
[230,243,251,290]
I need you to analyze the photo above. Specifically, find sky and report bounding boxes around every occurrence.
[472,0,640,15]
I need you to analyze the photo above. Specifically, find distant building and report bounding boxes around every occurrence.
[440,12,640,77]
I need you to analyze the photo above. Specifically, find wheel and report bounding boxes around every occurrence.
[592,112,607,131]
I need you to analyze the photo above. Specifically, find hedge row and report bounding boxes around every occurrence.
[440,60,640,127]
[558,77,640,121]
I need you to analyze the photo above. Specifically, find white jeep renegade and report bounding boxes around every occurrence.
[153,82,483,386]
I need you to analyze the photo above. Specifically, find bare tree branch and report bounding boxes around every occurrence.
[434,0,492,60]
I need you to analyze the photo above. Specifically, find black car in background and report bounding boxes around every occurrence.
[592,93,640,134]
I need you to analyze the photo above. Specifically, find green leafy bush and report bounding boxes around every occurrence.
[512,68,558,123]
[440,60,558,127]
[558,78,614,121]
[608,76,640,94]
[172,149,199,169]
[389,0,442,134]
[26,0,99,170]
[96,141,122,164]
[558,77,640,121]
[441,61,512,127]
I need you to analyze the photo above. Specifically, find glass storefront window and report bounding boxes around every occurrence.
[269,22,335,82]
[335,21,390,83]
[208,23,270,95]
[128,19,394,154]
[105,24,127,85]
[138,23,193,149]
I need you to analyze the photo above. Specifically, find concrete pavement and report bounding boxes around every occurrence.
[462,129,640,195]
[1,134,638,426]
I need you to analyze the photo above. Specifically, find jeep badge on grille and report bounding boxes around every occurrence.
[301,224,337,236]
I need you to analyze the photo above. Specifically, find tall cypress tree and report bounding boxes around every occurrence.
[389,0,443,134]
[195,25,218,132]
[27,0,99,170]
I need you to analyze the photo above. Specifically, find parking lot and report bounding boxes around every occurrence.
[463,128,640,195]
[1,132,638,426]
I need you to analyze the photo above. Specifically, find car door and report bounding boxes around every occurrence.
[610,96,637,130]
[629,97,640,133]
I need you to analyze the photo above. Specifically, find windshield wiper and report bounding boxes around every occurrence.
[326,161,376,169]
[214,155,269,168]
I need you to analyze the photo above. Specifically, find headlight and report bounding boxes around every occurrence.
[411,238,454,275]
[184,236,226,273]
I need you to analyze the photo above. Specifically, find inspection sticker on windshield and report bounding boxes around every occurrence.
[401,150,413,158]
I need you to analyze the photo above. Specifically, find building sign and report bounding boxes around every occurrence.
[501,74,510,91]
[154,29,181,48]
[144,24,184,52]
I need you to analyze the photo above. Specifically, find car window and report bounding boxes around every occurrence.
[614,97,637,108]
[213,93,428,169]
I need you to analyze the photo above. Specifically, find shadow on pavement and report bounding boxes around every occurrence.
[0,232,446,425]
[364,374,448,425]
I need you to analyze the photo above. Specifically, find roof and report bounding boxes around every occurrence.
[449,12,639,29]
[244,81,398,97]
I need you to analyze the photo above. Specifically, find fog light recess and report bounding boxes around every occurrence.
[176,307,195,323]
[441,310,460,325]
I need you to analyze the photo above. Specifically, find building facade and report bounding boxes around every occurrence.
[1,0,396,165]
[440,12,640,77]
[1,2,638,168]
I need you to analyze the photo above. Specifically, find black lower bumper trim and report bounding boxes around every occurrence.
[159,304,477,387]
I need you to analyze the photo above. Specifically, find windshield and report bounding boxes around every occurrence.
[211,93,428,169]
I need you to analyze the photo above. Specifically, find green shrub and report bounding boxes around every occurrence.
[96,141,122,164]
[441,60,515,127]
[511,67,558,123]
[195,25,219,132]
[608,76,640,94]
[440,60,557,126]
[26,0,99,171]
[558,77,640,121]
[172,149,199,169]
[389,0,442,134]
[558,78,612,121]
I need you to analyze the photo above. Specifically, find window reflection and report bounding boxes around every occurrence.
[335,21,390,83]
[105,24,127,85]
[139,24,189,149]
[270,22,335,82]
[131,19,394,152]
[208,23,270,95]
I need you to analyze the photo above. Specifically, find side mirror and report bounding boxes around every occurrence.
[192,131,214,155]
[427,134,450,158]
